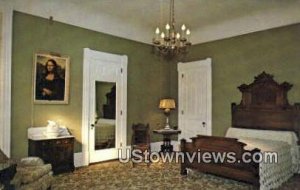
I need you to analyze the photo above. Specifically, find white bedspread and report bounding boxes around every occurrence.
[95,118,115,144]
[226,128,300,190]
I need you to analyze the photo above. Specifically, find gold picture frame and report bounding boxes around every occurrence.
[33,53,70,104]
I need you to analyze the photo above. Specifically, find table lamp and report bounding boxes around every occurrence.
[159,98,176,130]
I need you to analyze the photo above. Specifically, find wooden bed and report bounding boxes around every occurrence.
[180,72,300,186]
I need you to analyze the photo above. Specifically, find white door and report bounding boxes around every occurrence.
[83,48,127,164]
[178,58,212,141]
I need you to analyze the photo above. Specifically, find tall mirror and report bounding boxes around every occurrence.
[94,81,116,150]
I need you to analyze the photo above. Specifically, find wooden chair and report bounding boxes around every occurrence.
[131,123,151,167]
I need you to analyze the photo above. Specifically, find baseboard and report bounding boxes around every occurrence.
[74,152,84,167]
[74,141,180,167]
[150,142,162,152]
[73,146,132,167]
[171,140,180,151]
[151,140,180,152]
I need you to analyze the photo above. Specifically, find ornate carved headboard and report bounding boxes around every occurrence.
[232,72,300,136]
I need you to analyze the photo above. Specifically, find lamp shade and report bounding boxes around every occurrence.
[159,99,176,110]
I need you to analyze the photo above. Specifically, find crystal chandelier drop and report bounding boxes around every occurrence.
[152,0,191,56]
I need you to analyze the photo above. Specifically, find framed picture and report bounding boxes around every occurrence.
[33,53,70,104]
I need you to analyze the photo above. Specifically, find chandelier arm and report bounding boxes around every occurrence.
[153,0,191,57]
[169,0,172,25]
[171,0,175,27]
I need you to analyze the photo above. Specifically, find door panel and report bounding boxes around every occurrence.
[85,49,127,164]
[89,62,119,163]
[178,59,212,141]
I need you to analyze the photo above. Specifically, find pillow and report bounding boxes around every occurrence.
[20,157,44,167]
[17,164,52,184]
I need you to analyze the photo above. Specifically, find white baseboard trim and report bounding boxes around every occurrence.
[150,141,161,152]
[74,145,132,168]
[74,152,84,167]
[151,140,180,152]
[74,141,181,167]
[171,140,180,152]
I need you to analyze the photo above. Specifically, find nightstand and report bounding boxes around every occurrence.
[153,129,181,152]
[28,136,75,175]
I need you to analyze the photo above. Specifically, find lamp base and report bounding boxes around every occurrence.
[164,115,172,130]
[164,124,171,130]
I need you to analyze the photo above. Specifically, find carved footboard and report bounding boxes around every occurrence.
[180,135,260,185]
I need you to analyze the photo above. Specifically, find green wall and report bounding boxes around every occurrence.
[11,12,170,158]
[170,23,300,136]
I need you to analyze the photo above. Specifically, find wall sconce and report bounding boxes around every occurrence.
[159,98,176,129]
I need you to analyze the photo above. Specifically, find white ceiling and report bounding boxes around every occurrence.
[6,0,300,45]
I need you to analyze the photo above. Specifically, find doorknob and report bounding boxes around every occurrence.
[91,124,95,129]
[202,122,206,128]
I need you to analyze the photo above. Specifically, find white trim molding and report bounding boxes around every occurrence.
[150,141,180,152]
[74,152,84,168]
[81,48,91,166]
[0,2,12,157]
[74,141,180,168]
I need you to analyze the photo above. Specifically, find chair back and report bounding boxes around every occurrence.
[132,123,150,145]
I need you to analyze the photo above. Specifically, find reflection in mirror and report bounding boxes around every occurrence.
[94,81,116,150]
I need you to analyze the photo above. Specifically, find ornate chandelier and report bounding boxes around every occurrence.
[152,0,191,56]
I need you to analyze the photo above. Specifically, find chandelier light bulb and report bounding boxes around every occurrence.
[152,0,192,56]
[186,29,191,35]
[166,23,170,30]
[155,27,160,34]
[181,24,186,31]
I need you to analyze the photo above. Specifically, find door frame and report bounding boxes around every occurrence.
[82,48,127,166]
[0,3,13,156]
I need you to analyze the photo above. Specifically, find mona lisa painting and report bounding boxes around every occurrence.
[33,53,70,104]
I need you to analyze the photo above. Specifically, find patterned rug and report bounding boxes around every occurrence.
[52,161,255,190]
[52,160,299,190]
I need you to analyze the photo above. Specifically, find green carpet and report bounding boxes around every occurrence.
[52,160,256,190]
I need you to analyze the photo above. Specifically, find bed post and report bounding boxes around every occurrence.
[180,138,187,175]
[294,103,300,144]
